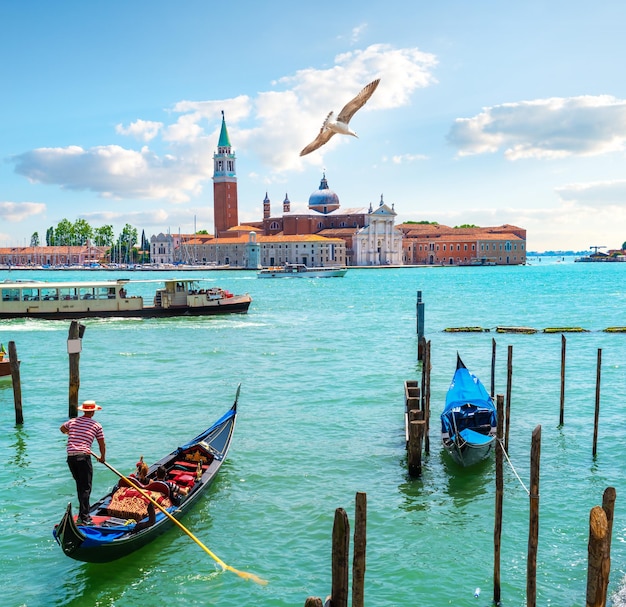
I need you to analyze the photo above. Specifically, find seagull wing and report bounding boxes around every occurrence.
[300,128,335,156]
[336,78,381,124]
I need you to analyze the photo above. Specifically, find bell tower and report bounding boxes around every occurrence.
[213,111,238,237]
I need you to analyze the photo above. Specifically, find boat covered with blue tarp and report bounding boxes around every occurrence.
[440,355,497,467]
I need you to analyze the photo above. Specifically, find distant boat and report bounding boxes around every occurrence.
[0,278,251,320]
[575,254,626,263]
[257,263,347,278]
[459,257,497,266]
[440,354,497,467]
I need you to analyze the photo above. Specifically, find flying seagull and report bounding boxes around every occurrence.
[300,78,381,157]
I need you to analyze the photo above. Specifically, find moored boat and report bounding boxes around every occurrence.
[440,355,497,467]
[53,387,239,563]
[0,278,251,320]
[257,263,347,278]
[0,343,17,380]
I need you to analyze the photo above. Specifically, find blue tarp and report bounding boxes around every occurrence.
[441,358,497,437]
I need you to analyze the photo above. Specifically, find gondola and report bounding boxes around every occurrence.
[53,386,239,563]
[440,355,497,467]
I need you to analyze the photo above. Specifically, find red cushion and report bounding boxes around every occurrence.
[169,471,195,487]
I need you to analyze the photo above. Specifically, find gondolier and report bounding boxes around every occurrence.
[60,400,106,525]
[53,386,240,563]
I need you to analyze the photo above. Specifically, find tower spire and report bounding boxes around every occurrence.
[213,112,238,237]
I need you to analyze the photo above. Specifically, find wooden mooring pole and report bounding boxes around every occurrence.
[305,493,368,607]
[423,340,431,455]
[586,505,611,606]
[493,394,504,606]
[504,345,513,453]
[592,348,602,458]
[527,425,541,607]
[602,487,616,549]
[490,337,496,398]
[559,334,566,425]
[68,321,85,418]
[331,508,350,607]
[352,492,367,607]
[585,486,616,607]
[416,290,425,361]
[405,380,425,477]
[8,341,23,425]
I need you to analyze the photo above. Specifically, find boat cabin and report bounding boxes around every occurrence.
[0,277,247,319]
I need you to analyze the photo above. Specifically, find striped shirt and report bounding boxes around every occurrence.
[63,416,104,454]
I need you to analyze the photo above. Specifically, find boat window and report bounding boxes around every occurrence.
[92,287,110,299]
[2,288,20,301]
[59,288,78,300]
[40,288,58,300]
[79,287,95,300]
[21,288,40,301]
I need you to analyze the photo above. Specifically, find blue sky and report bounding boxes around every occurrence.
[2,0,626,252]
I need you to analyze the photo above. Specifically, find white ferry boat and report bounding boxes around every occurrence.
[0,278,251,320]
[257,264,347,278]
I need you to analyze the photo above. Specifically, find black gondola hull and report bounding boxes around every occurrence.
[53,390,238,563]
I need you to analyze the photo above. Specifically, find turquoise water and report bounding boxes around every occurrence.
[1,260,626,606]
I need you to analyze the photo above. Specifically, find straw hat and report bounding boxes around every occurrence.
[78,400,102,412]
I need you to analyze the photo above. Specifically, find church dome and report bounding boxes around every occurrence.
[308,173,340,214]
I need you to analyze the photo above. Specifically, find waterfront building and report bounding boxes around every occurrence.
[398,223,526,265]
[170,229,346,269]
[0,243,108,267]
[352,196,403,266]
[249,174,403,266]
[150,232,175,264]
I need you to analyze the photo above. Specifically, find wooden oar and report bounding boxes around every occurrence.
[92,453,267,585]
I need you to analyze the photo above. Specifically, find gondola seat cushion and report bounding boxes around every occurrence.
[107,487,172,521]
[168,470,195,487]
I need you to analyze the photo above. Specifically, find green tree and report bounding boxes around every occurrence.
[73,219,94,245]
[622,241,626,251]
[455,223,479,228]
[55,218,74,245]
[30,232,40,247]
[46,226,55,246]
[117,224,138,263]
[94,225,115,247]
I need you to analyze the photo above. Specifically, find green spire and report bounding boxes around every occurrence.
[218,110,231,148]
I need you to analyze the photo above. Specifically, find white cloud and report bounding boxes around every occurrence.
[556,179,626,207]
[0,201,46,222]
[260,44,437,170]
[12,144,208,203]
[115,119,163,142]
[351,24,367,44]
[448,95,626,159]
[9,44,437,203]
